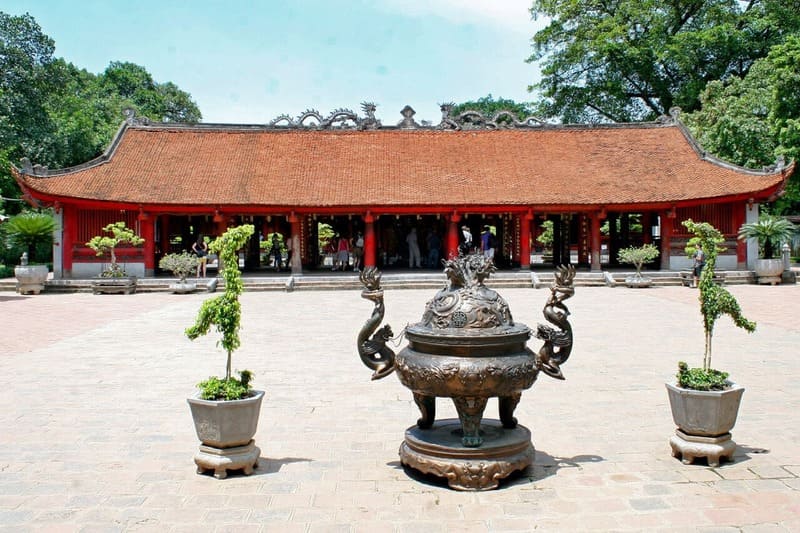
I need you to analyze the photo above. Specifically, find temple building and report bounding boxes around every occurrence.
[12,104,794,278]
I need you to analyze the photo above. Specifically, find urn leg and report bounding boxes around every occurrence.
[452,396,488,447]
[499,394,521,429]
[413,393,436,429]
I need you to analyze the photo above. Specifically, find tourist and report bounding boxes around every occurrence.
[192,235,208,277]
[481,225,495,260]
[269,233,282,272]
[334,234,350,271]
[353,231,364,271]
[459,225,473,255]
[426,230,441,268]
[406,228,421,268]
[692,243,705,288]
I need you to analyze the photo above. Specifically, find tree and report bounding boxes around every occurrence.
[683,35,800,214]
[449,95,537,123]
[0,11,202,210]
[100,61,201,123]
[527,0,800,123]
[0,12,59,210]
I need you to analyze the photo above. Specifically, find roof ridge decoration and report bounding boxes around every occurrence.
[437,102,547,131]
[262,102,548,131]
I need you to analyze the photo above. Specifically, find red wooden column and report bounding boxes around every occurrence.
[289,212,302,274]
[62,203,76,278]
[660,210,674,270]
[139,212,156,276]
[520,210,532,269]
[447,212,461,259]
[590,211,603,271]
[363,212,376,268]
[733,202,747,269]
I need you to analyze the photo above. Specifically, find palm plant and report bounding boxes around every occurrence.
[4,211,58,263]
[737,215,797,259]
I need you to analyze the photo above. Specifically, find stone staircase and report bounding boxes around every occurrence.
[0,269,758,293]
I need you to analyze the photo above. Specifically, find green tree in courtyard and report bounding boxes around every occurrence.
[0,11,202,211]
[450,95,537,124]
[527,0,800,123]
[683,35,800,214]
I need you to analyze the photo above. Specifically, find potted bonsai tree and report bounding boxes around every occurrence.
[86,221,144,294]
[617,243,659,288]
[666,219,756,466]
[185,224,263,479]
[159,252,199,293]
[737,215,797,285]
[5,210,57,295]
[537,219,554,264]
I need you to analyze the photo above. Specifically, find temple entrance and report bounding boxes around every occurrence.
[375,215,446,270]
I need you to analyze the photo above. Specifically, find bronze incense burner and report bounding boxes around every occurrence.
[357,253,576,490]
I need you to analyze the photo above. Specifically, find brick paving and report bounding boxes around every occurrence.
[0,283,798,532]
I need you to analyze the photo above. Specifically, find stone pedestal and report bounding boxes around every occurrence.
[399,419,533,491]
[194,440,260,479]
[669,430,736,467]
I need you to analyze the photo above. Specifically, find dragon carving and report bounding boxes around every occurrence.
[535,265,576,380]
[357,267,396,380]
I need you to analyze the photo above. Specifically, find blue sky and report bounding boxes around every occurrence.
[5,0,546,124]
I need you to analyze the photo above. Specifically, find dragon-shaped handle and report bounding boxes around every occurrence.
[535,264,576,380]
[357,267,396,380]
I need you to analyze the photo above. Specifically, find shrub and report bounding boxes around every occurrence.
[159,252,199,282]
[86,222,145,277]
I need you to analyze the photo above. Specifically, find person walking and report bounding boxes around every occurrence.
[459,225,473,256]
[426,230,441,268]
[352,231,364,271]
[334,234,350,271]
[191,235,209,278]
[269,233,282,272]
[406,228,421,268]
[481,225,495,260]
[692,242,705,288]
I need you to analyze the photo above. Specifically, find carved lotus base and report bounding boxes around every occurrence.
[669,430,736,467]
[399,419,533,491]
[194,440,260,479]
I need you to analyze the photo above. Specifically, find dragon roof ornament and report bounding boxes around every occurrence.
[262,102,547,131]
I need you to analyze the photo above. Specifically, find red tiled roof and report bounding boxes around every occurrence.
[15,123,790,209]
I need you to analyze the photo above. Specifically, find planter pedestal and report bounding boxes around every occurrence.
[194,440,260,479]
[92,277,137,294]
[669,430,736,467]
[399,419,533,491]
[754,258,783,285]
[14,264,48,295]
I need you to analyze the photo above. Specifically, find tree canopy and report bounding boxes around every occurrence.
[448,95,537,122]
[527,0,800,123]
[0,11,201,213]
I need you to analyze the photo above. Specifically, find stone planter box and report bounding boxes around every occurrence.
[666,381,744,437]
[14,264,48,295]
[754,258,783,285]
[91,277,137,295]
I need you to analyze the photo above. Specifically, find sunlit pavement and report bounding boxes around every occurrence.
[0,283,798,532]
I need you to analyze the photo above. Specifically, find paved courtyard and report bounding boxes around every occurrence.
[0,282,799,532]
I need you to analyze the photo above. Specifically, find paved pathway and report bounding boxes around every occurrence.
[0,283,798,532]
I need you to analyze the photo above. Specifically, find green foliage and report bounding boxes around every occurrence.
[683,35,800,214]
[86,221,145,277]
[449,95,536,123]
[159,252,199,282]
[536,220,554,247]
[4,210,57,263]
[317,222,335,252]
[682,219,756,376]
[676,361,729,391]
[527,1,800,123]
[617,243,659,276]
[197,370,253,401]
[0,12,201,205]
[737,215,797,259]
[0,265,14,278]
[186,225,254,382]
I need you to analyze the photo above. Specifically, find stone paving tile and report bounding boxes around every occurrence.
[0,285,799,531]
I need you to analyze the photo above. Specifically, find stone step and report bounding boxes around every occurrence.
[0,269,762,293]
